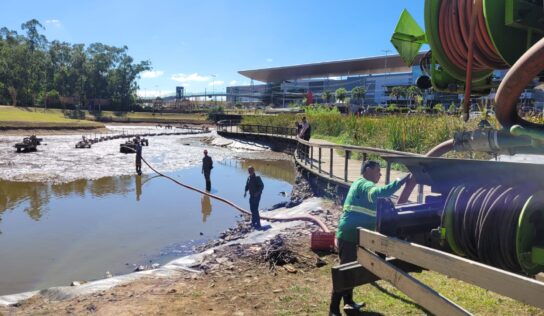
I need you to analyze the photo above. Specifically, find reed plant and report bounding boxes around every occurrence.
[241,106,495,155]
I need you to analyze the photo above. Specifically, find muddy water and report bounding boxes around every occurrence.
[0,126,270,183]
[0,128,295,295]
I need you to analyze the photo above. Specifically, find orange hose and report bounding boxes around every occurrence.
[139,156,330,232]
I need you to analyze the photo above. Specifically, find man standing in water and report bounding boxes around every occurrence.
[202,149,213,191]
[244,166,264,229]
[135,137,142,176]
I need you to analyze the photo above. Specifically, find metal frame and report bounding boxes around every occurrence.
[353,229,544,314]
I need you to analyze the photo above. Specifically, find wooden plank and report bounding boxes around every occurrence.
[332,259,423,292]
[359,229,544,309]
[357,247,471,316]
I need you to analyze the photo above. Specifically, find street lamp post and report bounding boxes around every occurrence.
[211,74,216,106]
[381,49,391,104]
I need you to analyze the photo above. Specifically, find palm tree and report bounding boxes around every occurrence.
[321,90,332,105]
[406,85,422,108]
[335,88,347,103]
[389,86,406,104]
[351,86,367,107]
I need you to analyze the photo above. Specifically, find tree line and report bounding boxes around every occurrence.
[0,19,151,111]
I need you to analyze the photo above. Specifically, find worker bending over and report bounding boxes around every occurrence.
[329,160,410,316]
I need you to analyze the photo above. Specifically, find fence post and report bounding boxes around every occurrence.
[318,147,322,174]
[363,152,368,162]
[310,145,314,169]
[386,161,391,184]
[418,184,424,203]
[330,148,333,178]
[344,150,349,182]
[304,142,308,165]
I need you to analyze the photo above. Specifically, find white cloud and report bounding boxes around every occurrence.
[266,58,273,63]
[171,73,210,83]
[229,80,237,85]
[45,19,62,28]
[209,80,224,86]
[141,70,164,79]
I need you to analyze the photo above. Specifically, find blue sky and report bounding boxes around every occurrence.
[0,1,425,97]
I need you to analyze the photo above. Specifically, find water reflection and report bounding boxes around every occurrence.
[0,159,295,224]
[0,155,295,296]
[218,159,295,184]
[0,175,135,222]
[201,195,212,222]
[135,175,142,201]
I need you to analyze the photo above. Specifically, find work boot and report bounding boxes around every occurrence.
[343,301,365,315]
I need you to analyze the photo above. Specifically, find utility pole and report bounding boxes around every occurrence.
[381,49,391,104]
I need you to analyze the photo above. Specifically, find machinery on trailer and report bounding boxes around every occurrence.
[75,136,92,149]
[333,0,544,312]
[14,135,42,152]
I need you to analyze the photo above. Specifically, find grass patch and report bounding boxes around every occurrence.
[350,270,544,315]
[0,105,103,128]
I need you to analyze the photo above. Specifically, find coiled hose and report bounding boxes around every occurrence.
[444,184,534,272]
[139,155,330,232]
[438,0,509,120]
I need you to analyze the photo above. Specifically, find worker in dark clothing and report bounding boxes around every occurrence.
[329,160,411,316]
[135,138,142,176]
[244,166,264,229]
[298,116,311,159]
[202,149,213,191]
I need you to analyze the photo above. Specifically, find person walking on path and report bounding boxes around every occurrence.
[244,166,264,229]
[202,149,213,191]
[329,160,410,316]
[135,138,143,176]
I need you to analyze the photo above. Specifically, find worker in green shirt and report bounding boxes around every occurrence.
[329,160,410,316]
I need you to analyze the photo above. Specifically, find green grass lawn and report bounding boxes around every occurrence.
[0,105,103,128]
[0,105,210,128]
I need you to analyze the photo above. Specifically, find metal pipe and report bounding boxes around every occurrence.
[495,37,544,131]
[330,148,333,178]
[344,150,349,182]
[318,147,322,174]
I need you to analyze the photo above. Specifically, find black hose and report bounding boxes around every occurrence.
[444,184,535,273]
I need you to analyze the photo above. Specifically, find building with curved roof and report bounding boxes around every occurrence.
[227,52,447,107]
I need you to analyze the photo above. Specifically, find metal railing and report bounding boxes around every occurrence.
[217,121,421,186]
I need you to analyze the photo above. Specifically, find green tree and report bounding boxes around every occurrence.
[406,85,422,108]
[351,86,367,107]
[0,20,151,110]
[389,86,406,103]
[335,88,347,103]
[321,90,332,104]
